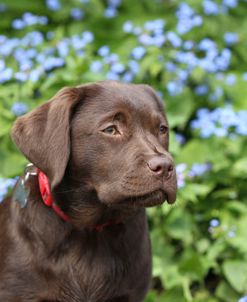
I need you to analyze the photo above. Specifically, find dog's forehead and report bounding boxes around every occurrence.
[102,82,161,109]
[81,81,165,118]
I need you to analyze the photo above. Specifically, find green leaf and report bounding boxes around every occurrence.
[166,90,195,128]
[176,139,223,166]
[157,287,186,302]
[165,208,194,244]
[216,281,239,302]
[231,157,247,178]
[222,260,247,293]
[179,250,207,280]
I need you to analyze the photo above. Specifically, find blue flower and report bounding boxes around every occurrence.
[29,69,42,82]
[225,73,236,85]
[11,102,28,116]
[176,3,202,34]
[223,0,238,8]
[0,35,7,44]
[123,21,133,33]
[131,46,146,60]
[200,39,216,52]
[43,57,65,71]
[243,72,247,81]
[144,19,165,31]
[215,48,231,71]
[183,40,194,50]
[175,133,186,145]
[108,0,122,6]
[98,46,110,57]
[176,163,187,188]
[0,178,17,202]
[57,40,69,57]
[191,107,247,138]
[192,16,203,26]
[90,61,103,73]
[188,163,212,177]
[122,72,133,83]
[106,71,119,80]
[22,12,48,26]
[224,32,239,45]
[238,296,247,302]
[26,48,37,58]
[210,218,220,227]
[22,31,44,47]
[128,60,139,74]
[175,51,198,67]
[0,59,5,71]
[70,8,84,20]
[104,53,119,64]
[176,69,189,81]
[166,81,184,96]
[236,111,247,135]
[12,19,25,30]
[0,38,19,56]
[82,31,94,43]
[227,230,236,238]
[132,26,142,36]
[176,3,194,19]
[167,32,182,48]
[71,35,85,50]
[203,0,219,15]
[195,85,208,95]
[104,7,117,18]
[138,32,165,47]
[209,86,223,101]
[111,62,125,74]
[19,60,33,71]
[15,72,28,82]
[165,62,177,72]
[46,0,61,11]
[0,3,7,12]
[124,19,166,47]
[0,67,12,83]
[71,32,93,50]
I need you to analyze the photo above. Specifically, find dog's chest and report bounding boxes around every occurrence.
[57,255,129,301]
[51,229,142,301]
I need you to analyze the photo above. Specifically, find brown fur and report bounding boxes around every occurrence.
[0,81,177,302]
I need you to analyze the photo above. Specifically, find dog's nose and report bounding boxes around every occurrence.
[147,156,174,178]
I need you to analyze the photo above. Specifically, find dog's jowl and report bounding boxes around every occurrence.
[0,81,177,302]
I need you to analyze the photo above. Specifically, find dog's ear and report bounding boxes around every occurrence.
[11,87,82,189]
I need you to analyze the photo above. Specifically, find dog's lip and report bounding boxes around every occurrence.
[113,189,169,208]
[166,190,177,204]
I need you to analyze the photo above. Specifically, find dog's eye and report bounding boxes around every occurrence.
[102,125,118,135]
[159,125,168,134]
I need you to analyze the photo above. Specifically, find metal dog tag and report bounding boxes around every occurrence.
[12,177,30,208]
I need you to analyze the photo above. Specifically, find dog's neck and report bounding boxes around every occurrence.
[9,170,143,267]
[53,176,137,230]
[11,168,138,239]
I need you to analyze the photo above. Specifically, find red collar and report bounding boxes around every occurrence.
[37,169,122,231]
[37,169,70,222]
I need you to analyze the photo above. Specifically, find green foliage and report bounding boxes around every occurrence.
[0,0,247,301]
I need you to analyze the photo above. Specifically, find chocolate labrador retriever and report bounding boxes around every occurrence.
[0,81,177,302]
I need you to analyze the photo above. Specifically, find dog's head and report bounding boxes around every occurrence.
[12,81,177,218]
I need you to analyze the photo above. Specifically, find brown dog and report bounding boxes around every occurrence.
[0,81,177,302]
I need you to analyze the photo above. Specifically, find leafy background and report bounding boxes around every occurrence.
[0,0,247,301]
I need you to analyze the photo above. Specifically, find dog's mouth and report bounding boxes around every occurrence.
[113,189,175,209]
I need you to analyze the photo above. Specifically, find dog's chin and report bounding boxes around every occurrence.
[112,190,168,209]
